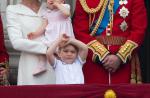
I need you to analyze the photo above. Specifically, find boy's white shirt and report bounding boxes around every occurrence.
[53,55,86,84]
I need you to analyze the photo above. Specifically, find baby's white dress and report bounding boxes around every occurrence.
[41,4,74,45]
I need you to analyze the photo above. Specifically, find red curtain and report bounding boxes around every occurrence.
[0,84,150,98]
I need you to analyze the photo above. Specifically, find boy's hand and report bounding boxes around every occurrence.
[62,33,69,41]
[59,33,69,47]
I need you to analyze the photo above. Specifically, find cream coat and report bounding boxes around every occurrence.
[6,3,56,85]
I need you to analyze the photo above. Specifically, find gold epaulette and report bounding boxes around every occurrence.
[116,40,138,63]
[88,40,109,61]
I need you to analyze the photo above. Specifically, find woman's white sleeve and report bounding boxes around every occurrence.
[6,7,47,54]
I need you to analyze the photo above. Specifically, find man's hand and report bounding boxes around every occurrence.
[102,54,122,73]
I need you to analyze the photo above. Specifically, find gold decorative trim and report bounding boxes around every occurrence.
[79,0,104,14]
[88,40,109,61]
[90,0,108,36]
[79,0,109,36]
[104,89,117,98]
[116,40,138,63]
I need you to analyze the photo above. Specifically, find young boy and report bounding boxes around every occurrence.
[46,34,88,84]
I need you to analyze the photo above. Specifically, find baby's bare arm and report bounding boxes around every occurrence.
[27,19,48,40]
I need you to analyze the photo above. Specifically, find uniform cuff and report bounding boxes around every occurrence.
[116,40,138,63]
[88,40,109,61]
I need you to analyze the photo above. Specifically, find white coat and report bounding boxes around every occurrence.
[6,3,56,85]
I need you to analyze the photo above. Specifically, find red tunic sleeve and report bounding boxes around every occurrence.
[0,15,9,63]
[73,0,94,43]
[116,0,147,63]
[127,0,147,45]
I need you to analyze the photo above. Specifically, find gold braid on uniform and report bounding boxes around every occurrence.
[79,0,110,61]
[88,40,110,61]
[116,40,138,63]
[79,0,104,14]
[79,0,109,36]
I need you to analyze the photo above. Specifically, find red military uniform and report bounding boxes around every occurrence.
[73,0,147,84]
[0,15,9,68]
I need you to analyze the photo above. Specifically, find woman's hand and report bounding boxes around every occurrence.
[102,54,122,73]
